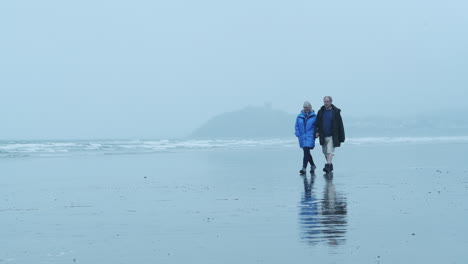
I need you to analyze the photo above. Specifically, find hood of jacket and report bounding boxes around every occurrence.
[298,110,316,118]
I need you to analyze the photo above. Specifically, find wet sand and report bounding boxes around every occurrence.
[1,142,468,263]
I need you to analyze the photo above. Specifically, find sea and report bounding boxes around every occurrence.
[2,136,468,158]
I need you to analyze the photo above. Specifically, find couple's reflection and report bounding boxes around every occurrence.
[298,174,348,246]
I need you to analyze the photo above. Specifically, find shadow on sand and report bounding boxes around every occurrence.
[298,172,348,246]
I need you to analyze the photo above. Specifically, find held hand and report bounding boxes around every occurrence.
[315,132,319,138]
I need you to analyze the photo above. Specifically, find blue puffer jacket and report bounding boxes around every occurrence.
[295,111,317,148]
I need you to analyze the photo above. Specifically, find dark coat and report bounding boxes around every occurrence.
[316,104,345,147]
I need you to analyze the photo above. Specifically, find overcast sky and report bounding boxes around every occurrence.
[1,0,467,139]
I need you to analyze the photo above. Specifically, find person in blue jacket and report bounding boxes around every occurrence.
[295,101,318,174]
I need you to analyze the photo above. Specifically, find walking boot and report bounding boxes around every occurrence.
[323,164,329,173]
[300,167,307,174]
[330,163,334,172]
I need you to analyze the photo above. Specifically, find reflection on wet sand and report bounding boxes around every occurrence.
[298,175,320,245]
[298,174,348,246]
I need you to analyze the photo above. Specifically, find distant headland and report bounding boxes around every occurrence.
[189,104,296,139]
[189,105,468,139]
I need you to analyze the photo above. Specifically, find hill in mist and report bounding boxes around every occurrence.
[189,105,468,139]
[189,104,296,139]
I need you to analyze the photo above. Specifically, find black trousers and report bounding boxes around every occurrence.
[302,147,315,168]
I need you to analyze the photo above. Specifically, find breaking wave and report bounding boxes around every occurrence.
[1,136,467,158]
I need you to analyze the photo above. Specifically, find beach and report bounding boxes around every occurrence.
[1,138,468,263]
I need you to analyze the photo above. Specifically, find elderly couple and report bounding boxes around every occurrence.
[295,96,345,175]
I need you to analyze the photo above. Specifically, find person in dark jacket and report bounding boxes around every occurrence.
[295,101,318,174]
[315,96,345,173]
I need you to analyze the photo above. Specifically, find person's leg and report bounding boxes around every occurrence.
[327,153,333,164]
[300,148,308,174]
[303,147,315,171]
[322,142,328,162]
[323,137,334,172]
[309,148,315,169]
[326,138,335,171]
[322,141,328,172]
[303,147,309,168]
[326,153,333,172]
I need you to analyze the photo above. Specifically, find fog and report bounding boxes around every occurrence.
[1,0,467,139]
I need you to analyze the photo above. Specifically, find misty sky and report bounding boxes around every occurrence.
[1,0,467,139]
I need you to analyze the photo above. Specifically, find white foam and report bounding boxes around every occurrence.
[1,136,467,157]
